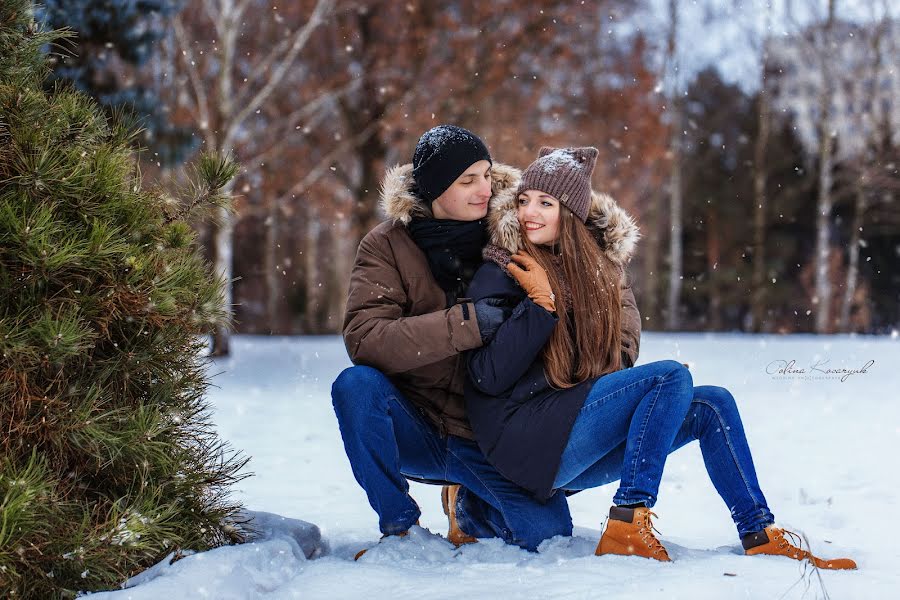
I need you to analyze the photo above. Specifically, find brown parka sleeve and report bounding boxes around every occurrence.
[342,228,483,375]
[619,267,642,368]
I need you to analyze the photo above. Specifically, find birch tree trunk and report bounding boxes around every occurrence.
[265,194,282,334]
[839,6,887,331]
[212,181,236,354]
[749,3,773,333]
[665,0,683,331]
[706,205,722,330]
[839,179,866,331]
[813,0,837,333]
[171,0,334,355]
[643,189,663,328]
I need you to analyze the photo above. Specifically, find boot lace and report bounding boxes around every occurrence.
[773,527,809,559]
[637,510,670,558]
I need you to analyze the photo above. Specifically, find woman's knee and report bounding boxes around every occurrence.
[659,359,692,382]
[687,386,742,439]
[657,359,693,403]
[693,385,738,414]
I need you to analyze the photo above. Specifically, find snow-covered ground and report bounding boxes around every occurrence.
[94,333,899,599]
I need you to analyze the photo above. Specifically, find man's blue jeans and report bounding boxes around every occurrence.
[552,359,775,538]
[332,365,572,551]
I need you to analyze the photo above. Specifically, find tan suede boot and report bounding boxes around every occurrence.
[743,525,857,570]
[596,505,671,561]
[441,484,478,546]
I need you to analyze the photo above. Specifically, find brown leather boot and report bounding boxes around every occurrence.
[441,484,478,546]
[743,525,857,570]
[596,505,671,561]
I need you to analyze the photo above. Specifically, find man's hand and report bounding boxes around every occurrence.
[474,297,511,343]
[506,252,556,313]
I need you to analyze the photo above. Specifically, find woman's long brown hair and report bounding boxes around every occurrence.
[521,205,622,388]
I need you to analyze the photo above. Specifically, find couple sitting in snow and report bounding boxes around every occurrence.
[331,125,856,569]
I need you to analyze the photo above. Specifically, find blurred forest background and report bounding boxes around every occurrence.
[39,0,900,354]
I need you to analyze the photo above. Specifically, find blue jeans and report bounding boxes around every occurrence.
[552,360,775,538]
[332,365,572,551]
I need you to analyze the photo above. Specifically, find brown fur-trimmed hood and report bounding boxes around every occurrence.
[485,187,641,267]
[379,162,522,225]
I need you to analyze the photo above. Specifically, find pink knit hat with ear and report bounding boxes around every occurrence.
[516,146,599,222]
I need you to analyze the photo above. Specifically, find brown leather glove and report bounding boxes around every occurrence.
[506,251,556,313]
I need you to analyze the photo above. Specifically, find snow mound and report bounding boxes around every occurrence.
[90,511,326,599]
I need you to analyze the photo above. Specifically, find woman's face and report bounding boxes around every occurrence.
[517,190,561,245]
[431,160,493,221]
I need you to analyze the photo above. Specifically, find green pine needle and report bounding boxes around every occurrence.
[0,3,250,598]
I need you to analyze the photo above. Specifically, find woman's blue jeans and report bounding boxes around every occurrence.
[552,359,775,538]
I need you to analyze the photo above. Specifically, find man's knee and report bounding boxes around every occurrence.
[331,365,388,418]
[508,495,573,551]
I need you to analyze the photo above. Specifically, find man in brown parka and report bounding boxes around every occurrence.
[332,126,573,554]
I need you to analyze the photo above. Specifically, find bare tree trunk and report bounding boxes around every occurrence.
[211,181,235,355]
[340,8,388,247]
[664,0,682,331]
[643,197,660,331]
[264,196,282,334]
[353,133,387,241]
[749,5,773,333]
[839,6,887,331]
[839,179,866,330]
[209,1,240,356]
[312,216,333,333]
[707,204,722,330]
[813,0,837,333]
[667,132,683,331]
[330,212,353,333]
[177,0,334,355]
[304,207,322,333]
[323,224,344,332]
[288,202,309,333]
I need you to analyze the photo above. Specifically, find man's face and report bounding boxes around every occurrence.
[431,160,492,221]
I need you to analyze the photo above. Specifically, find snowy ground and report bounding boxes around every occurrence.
[94,332,899,599]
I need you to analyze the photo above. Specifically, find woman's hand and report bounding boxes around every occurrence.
[506,251,556,313]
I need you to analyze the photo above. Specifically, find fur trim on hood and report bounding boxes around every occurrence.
[379,162,522,225]
[485,187,640,267]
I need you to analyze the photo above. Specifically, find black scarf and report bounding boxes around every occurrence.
[408,217,488,306]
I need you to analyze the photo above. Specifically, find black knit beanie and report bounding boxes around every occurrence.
[411,125,492,204]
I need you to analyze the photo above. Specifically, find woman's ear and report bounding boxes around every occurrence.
[573,147,599,174]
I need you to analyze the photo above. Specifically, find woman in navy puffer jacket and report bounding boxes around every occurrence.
[463,146,856,569]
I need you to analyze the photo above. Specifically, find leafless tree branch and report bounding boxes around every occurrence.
[224,0,335,150]
[173,17,214,148]
[273,121,377,206]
